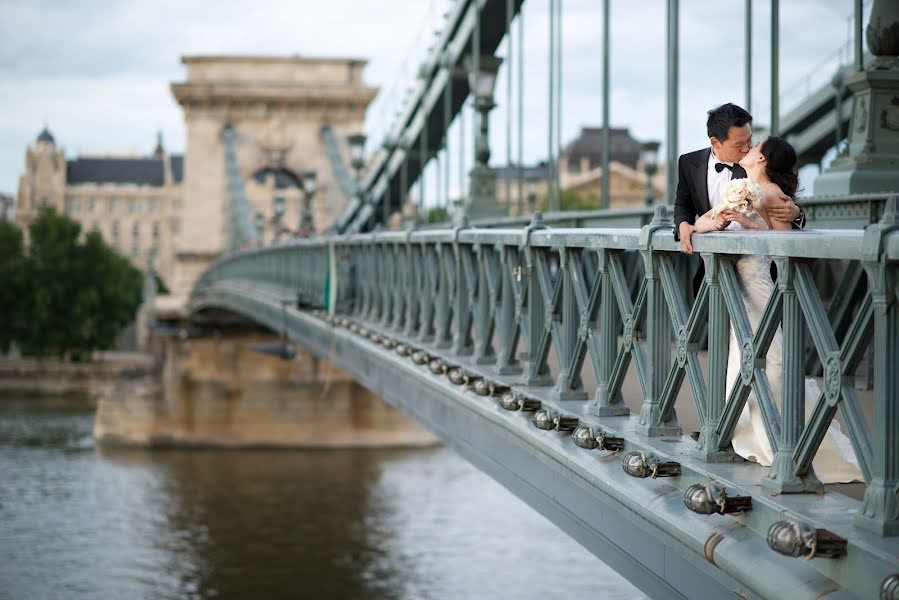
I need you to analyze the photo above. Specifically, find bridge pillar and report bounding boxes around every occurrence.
[94,328,436,448]
[814,0,899,195]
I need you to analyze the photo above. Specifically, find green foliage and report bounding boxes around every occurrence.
[537,190,600,212]
[0,220,24,352]
[426,206,451,224]
[5,208,142,359]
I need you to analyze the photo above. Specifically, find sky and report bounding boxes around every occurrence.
[0,0,862,200]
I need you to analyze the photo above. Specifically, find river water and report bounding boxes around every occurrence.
[0,397,646,600]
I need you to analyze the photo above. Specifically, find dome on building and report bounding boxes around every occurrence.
[36,127,55,145]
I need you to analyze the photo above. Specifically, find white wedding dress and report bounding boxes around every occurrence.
[724,212,862,483]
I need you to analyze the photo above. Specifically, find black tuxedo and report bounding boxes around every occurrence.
[672,147,805,295]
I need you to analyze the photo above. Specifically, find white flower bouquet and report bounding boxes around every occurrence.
[711,178,764,218]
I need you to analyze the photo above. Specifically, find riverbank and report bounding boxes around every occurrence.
[0,352,156,402]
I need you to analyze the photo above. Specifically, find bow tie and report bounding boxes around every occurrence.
[714,162,735,173]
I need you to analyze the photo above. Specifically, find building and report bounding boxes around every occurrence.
[15,128,182,286]
[167,55,377,297]
[495,126,665,212]
[15,55,377,300]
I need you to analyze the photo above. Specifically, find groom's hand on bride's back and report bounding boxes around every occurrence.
[763,187,801,224]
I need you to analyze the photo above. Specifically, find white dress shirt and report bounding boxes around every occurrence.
[707,149,742,230]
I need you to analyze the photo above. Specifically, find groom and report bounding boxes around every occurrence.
[674,103,804,251]
[673,103,804,293]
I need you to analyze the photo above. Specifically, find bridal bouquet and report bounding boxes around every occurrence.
[711,178,764,218]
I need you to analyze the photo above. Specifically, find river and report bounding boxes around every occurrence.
[0,396,646,599]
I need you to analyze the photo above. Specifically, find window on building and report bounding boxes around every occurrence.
[150,198,160,213]
[109,198,119,213]
[130,198,139,213]
[149,247,158,260]
[66,197,76,215]
[111,221,119,238]
[152,222,160,239]
[131,246,139,258]
[88,198,96,213]
[132,222,140,237]
[172,221,180,234]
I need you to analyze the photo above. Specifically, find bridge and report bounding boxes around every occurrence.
[179,0,899,598]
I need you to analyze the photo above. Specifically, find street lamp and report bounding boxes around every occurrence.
[347,133,367,180]
[463,54,504,219]
[299,169,317,235]
[254,211,265,244]
[640,140,661,206]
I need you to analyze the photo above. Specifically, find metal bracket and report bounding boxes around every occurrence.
[861,194,899,262]
[639,205,674,251]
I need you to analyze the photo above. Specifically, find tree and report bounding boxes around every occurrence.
[538,190,600,213]
[14,208,142,359]
[0,220,24,353]
[426,206,451,224]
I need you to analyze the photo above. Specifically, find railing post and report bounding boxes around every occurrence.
[554,248,586,400]
[524,216,552,386]
[764,258,823,493]
[453,232,474,356]
[473,244,496,364]
[434,243,453,349]
[858,197,899,535]
[635,208,680,436]
[693,253,736,461]
[495,244,522,375]
[590,248,628,416]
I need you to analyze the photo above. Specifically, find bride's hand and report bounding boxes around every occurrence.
[721,210,758,229]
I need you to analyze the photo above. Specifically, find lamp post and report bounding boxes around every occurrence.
[640,140,661,207]
[347,133,368,221]
[272,196,286,238]
[464,54,504,220]
[254,211,265,244]
[347,134,366,181]
[299,170,317,235]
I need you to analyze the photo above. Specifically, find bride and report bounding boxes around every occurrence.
[692,136,862,483]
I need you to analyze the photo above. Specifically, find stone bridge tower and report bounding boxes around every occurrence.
[169,56,377,298]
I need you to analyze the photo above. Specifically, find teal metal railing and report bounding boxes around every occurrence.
[194,194,899,539]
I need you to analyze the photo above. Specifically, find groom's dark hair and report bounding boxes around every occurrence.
[707,103,753,141]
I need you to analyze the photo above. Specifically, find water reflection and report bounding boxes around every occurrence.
[0,398,646,599]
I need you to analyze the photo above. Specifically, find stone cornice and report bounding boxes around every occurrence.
[181,55,369,66]
[170,82,378,108]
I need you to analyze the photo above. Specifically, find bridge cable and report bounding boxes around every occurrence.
[518,4,524,214]
[506,0,513,212]
[548,0,556,212]
[556,0,563,210]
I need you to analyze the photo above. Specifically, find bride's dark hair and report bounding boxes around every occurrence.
[761,136,799,198]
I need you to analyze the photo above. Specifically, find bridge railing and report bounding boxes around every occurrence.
[193,194,899,536]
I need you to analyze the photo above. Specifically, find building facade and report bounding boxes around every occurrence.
[169,55,377,297]
[15,55,377,300]
[495,126,665,212]
[15,129,182,286]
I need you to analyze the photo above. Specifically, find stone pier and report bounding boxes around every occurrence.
[94,329,437,448]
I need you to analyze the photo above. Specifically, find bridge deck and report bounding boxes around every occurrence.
[193,279,897,600]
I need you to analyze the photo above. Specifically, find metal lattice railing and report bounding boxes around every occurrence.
[194,195,899,538]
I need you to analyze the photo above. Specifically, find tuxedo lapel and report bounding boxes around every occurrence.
[694,148,711,214]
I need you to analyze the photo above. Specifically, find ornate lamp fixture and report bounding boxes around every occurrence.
[299,170,317,234]
[462,54,504,220]
[640,140,661,206]
[767,520,847,560]
[347,133,367,180]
